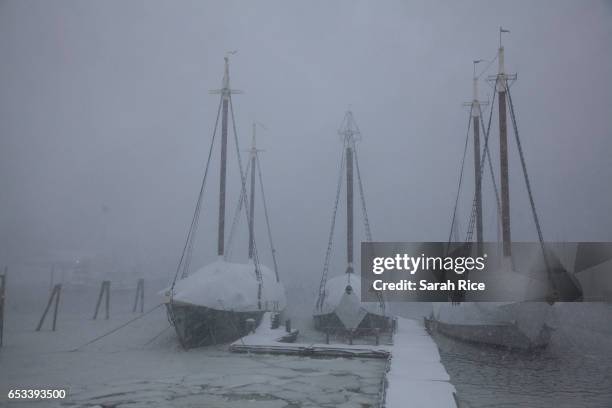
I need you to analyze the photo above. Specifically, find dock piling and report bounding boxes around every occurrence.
[93,280,111,320]
[132,278,144,313]
[36,283,62,331]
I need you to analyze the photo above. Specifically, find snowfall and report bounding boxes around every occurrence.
[0,281,392,408]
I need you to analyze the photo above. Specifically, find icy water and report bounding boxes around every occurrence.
[0,283,386,408]
[429,303,612,408]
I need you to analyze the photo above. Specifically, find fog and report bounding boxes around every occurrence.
[1,0,611,290]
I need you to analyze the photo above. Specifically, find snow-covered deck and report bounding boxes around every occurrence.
[231,314,457,407]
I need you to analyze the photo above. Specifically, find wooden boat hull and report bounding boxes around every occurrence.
[425,316,552,350]
[166,302,264,349]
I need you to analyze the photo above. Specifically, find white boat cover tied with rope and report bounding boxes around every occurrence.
[316,275,384,319]
[170,260,286,312]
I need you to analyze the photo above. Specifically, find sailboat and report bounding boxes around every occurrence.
[428,29,582,350]
[164,55,286,349]
[313,110,391,334]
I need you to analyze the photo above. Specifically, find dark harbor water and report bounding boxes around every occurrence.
[431,303,612,408]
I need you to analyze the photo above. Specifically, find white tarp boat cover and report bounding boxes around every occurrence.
[315,274,385,317]
[168,260,286,312]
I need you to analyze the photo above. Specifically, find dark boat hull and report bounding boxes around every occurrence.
[166,303,264,349]
[424,316,551,350]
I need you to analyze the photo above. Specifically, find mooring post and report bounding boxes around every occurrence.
[133,278,144,313]
[104,281,110,320]
[246,318,256,334]
[0,267,6,347]
[139,279,144,313]
[93,281,104,319]
[93,280,110,320]
[36,284,60,331]
[51,284,61,331]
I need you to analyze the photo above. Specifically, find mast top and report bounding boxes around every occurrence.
[209,52,243,98]
[464,60,488,117]
[338,110,362,145]
[247,121,266,156]
[487,28,516,92]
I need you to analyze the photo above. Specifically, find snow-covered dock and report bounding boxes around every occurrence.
[229,312,390,358]
[384,317,457,408]
[231,314,457,407]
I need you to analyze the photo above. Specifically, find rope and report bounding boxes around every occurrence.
[70,304,163,352]
[316,145,346,310]
[476,53,499,80]
[144,324,172,346]
[170,97,223,285]
[447,105,473,246]
[229,96,263,309]
[225,159,251,260]
[465,82,498,242]
[506,85,556,297]
[480,109,502,230]
[256,155,281,282]
[353,142,385,313]
[167,95,223,327]
[353,143,373,242]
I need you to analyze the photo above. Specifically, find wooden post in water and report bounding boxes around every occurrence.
[36,284,62,331]
[93,280,111,320]
[105,281,110,319]
[0,267,6,346]
[132,278,144,313]
[51,284,61,331]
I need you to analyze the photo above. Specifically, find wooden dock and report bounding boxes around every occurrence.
[231,314,457,407]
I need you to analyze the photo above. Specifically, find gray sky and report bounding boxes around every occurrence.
[1,0,611,287]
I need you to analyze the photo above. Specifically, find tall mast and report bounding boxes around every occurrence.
[496,27,514,258]
[209,54,241,257]
[470,60,486,256]
[248,122,257,259]
[339,111,360,274]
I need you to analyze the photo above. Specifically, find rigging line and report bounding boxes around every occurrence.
[352,141,385,314]
[480,109,502,228]
[171,95,223,288]
[256,154,281,283]
[352,142,372,242]
[447,104,473,247]
[476,53,499,79]
[316,144,347,310]
[506,85,555,296]
[225,159,252,260]
[465,81,498,242]
[228,96,264,308]
[144,325,172,346]
[69,304,163,352]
